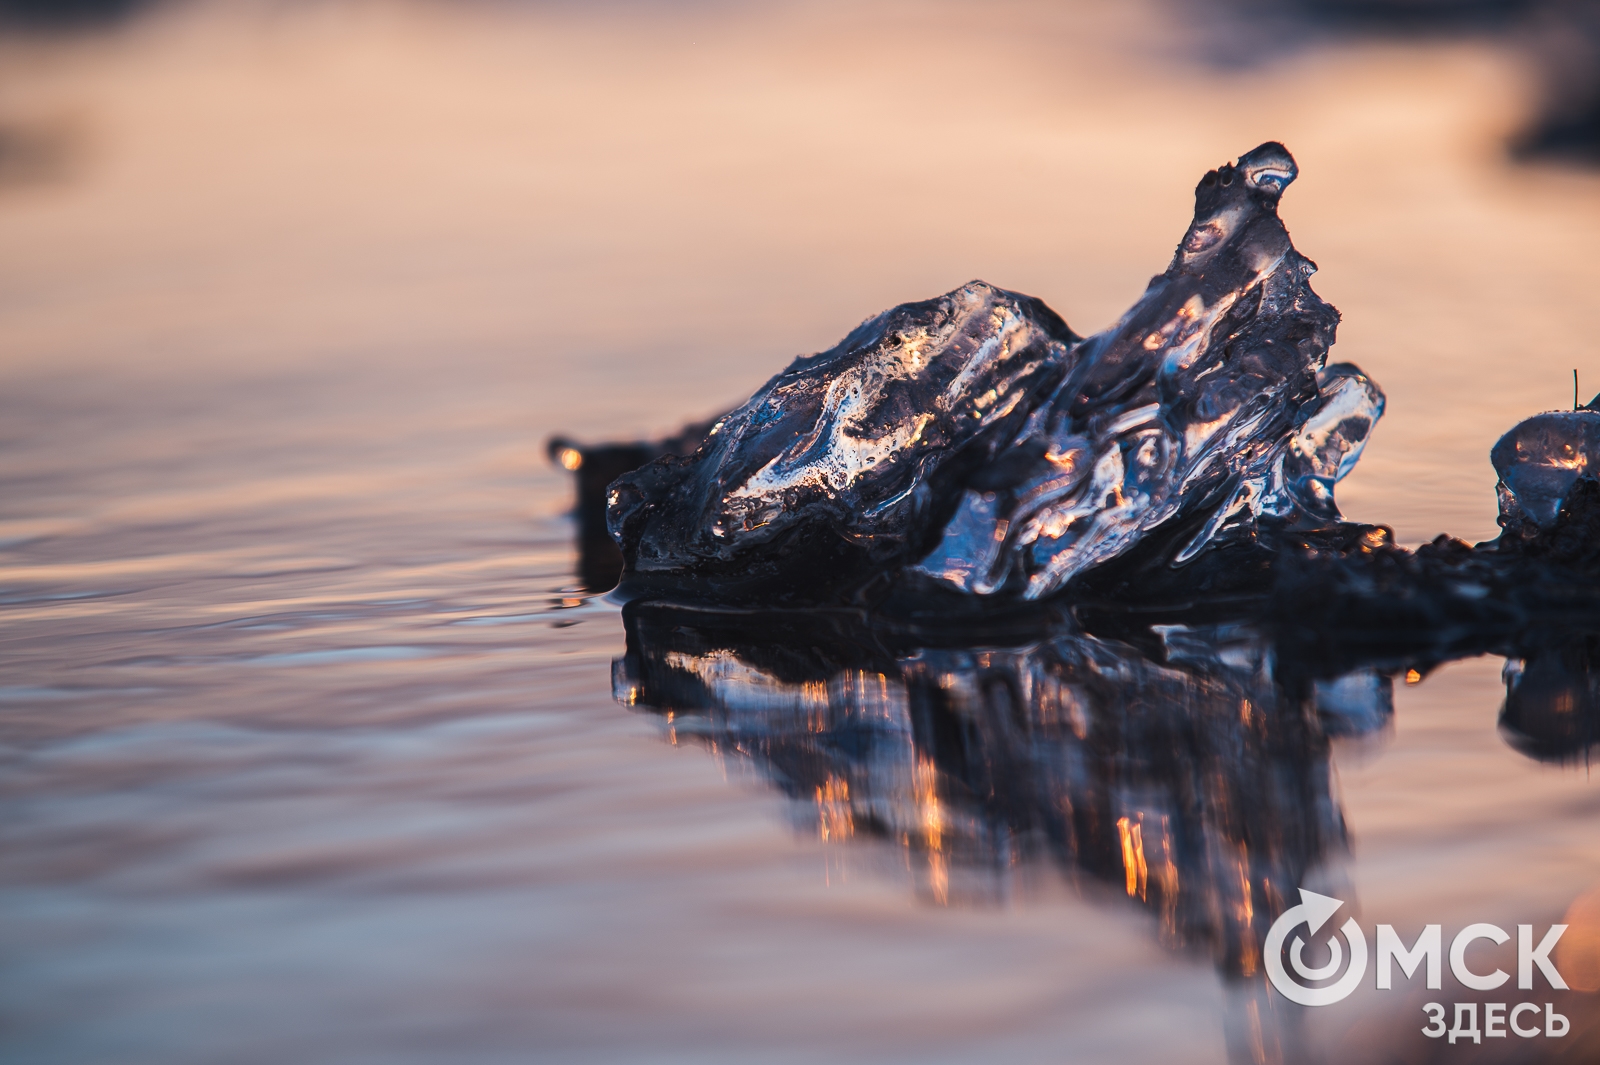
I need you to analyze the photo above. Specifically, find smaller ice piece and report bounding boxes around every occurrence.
[1492,403,1600,535]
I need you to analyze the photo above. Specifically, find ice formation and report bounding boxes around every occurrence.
[606,284,1079,598]
[605,143,1385,603]
[1492,401,1600,541]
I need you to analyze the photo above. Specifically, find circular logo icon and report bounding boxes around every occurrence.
[1264,889,1368,1006]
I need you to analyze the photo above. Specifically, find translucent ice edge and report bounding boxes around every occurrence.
[606,143,1387,601]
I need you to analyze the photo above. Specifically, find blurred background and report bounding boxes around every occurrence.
[5,2,1600,1063]
[12,0,1600,541]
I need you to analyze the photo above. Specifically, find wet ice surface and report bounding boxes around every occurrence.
[5,2,1600,1064]
[1494,404,1600,533]
[609,281,1078,599]
[613,143,1388,603]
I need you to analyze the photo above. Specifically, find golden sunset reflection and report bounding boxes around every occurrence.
[1117,816,1148,901]
[815,775,854,843]
[913,753,949,906]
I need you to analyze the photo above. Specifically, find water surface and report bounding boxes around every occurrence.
[4,2,1600,1062]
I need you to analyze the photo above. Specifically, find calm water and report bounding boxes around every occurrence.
[4,2,1600,1062]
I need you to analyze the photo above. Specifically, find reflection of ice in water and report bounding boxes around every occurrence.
[618,595,1600,1062]
[616,603,1403,1061]
[619,608,1381,961]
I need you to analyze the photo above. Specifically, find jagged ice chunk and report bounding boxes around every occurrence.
[607,143,1384,602]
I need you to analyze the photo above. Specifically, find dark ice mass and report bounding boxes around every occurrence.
[603,143,1388,604]
[559,140,1600,663]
